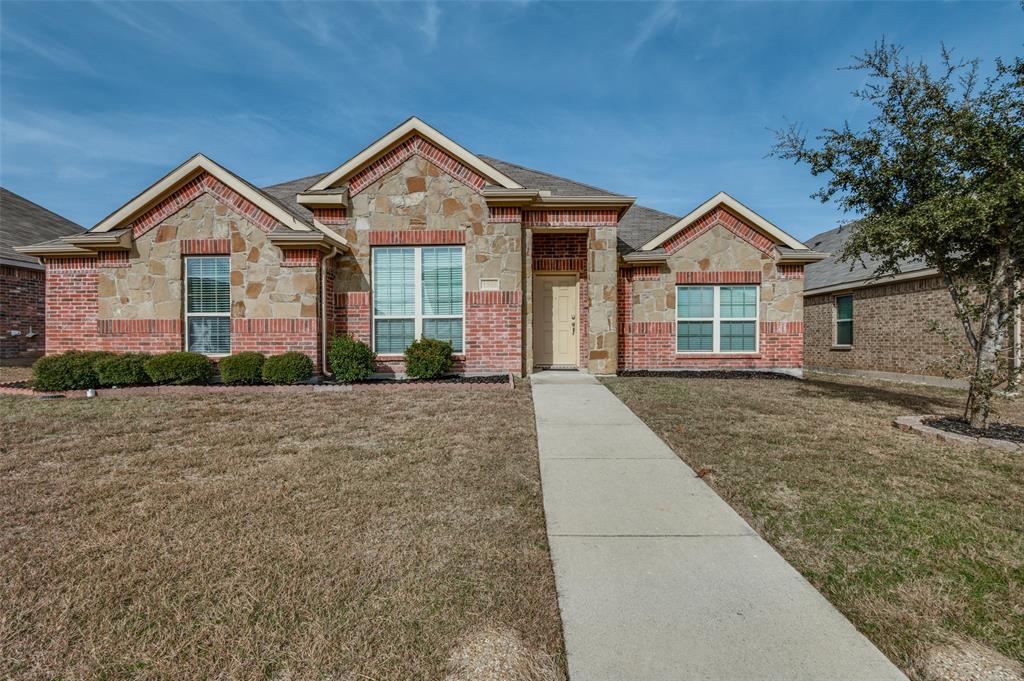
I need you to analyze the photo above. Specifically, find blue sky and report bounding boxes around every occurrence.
[1,1,1021,240]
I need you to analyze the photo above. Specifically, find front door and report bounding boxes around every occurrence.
[535,275,579,367]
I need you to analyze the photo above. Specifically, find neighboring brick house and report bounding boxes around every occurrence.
[804,225,1022,384]
[19,117,825,377]
[0,188,85,359]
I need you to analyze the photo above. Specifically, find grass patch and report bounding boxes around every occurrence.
[603,372,1023,675]
[0,385,564,679]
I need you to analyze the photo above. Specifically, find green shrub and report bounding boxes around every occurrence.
[219,352,266,385]
[95,353,152,387]
[31,351,115,391]
[404,338,454,379]
[262,352,314,385]
[327,335,376,382]
[144,352,213,385]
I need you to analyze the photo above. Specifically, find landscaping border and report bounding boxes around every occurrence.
[0,373,515,399]
[893,415,1024,452]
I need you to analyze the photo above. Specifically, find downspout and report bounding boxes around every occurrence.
[321,246,338,378]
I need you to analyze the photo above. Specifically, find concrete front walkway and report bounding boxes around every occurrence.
[531,370,906,681]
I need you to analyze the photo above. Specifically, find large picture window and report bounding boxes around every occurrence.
[185,256,231,355]
[676,285,758,353]
[372,246,464,354]
[835,294,853,346]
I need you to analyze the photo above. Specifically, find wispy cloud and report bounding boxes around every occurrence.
[624,1,681,58]
[418,1,441,50]
[0,27,98,76]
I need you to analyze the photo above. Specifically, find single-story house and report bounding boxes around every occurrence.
[1,188,85,359]
[804,225,1022,385]
[18,117,827,377]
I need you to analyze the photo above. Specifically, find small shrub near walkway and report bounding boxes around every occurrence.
[603,372,1024,675]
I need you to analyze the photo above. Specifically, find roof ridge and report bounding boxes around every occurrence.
[477,155,624,197]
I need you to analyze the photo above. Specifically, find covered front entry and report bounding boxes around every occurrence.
[534,274,580,368]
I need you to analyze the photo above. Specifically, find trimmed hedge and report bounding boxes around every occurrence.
[219,352,266,385]
[404,338,453,379]
[31,351,114,391]
[328,335,376,383]
[144,352,213,385]
[262,352,313,385]
[95,353,152,387]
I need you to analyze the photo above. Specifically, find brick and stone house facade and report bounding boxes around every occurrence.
[0,188,85,359]
[804,225,1022,385]
[19,117,825,377]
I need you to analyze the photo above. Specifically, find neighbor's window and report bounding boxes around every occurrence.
[185,256,231,355]
[676,285,758,353]
[835,294,853,346]
[372,246,464,354]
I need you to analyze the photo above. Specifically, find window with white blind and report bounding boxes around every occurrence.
[372,246,464,354]
[835,294,853,346]
[185,256,231,355]
[676,285,758,353]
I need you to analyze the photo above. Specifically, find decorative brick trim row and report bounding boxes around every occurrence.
[625,321,674,334]
[676,270,762,284]
[623,265,663,281]
[368,229,466,246]
[131,172,281,237]
[533,257,587,272]
[523,209,618,227]
[664,207,775,256]
[98,318,182,335]
[487,206,521,223]
[180,238,231,255]
[97,251,130,268]
[44,257,97,270]
[281,249,321,267]
[778,264,805,279]
[761,321,804,334]
[314,208,348,225]
[465,290,522,306]
[231,317,319,334]
[348,135,488,196]
[336,291,371,307]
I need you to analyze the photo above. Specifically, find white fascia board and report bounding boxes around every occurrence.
[307,116,523,192]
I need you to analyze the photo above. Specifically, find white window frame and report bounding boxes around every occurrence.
[834,294,854,347]
[184,255,231,357]
[371,245,466,355]
[676,284,760,354]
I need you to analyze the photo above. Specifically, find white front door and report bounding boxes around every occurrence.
[535,275,579,367]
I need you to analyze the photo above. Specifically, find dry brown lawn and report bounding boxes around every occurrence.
[0,385,565,680]
[0,362,33,384]
[603,372,1024,678]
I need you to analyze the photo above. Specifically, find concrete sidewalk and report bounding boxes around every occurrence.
[531,370,906,681]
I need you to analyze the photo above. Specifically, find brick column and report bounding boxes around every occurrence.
[586,225,618,374]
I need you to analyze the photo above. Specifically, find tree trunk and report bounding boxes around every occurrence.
[964,242,1014,429]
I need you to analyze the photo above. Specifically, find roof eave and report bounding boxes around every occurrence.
[804,267,940,295]
[268,230,349,253]
[14,241,94,258]
[63,228,133,250]
[778,250,829,264]
[296,191,348,207]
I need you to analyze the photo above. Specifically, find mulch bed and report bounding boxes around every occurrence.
[924,416,1024,445]
[617,369,800,381]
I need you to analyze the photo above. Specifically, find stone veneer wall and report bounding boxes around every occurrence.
[619,221,804,371]
[44,192,323,367]
[332,155,523,375]
[0,264,45,358]
[804,275,971,378]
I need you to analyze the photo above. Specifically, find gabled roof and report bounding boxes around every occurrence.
[640,192,809,252]
[308,117,524,192]
[616,203,680,255]
[0,187,85,268]
[263,171,330,219]
[804,223,933,293]
[91,154,316,234]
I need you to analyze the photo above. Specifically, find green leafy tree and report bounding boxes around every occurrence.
[774,41,1023,429]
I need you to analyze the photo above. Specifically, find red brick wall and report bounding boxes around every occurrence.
[619,320,803,370]
[44,259,100,354]
[335,292,371,344]
[232,318,320,371]
[0,264,46,358]
[465,291,522,374]
[97,319,182,353]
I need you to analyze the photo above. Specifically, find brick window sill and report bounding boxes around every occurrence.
[675,353,762,359]
[830,345,853,351]
[377,354,468,360]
